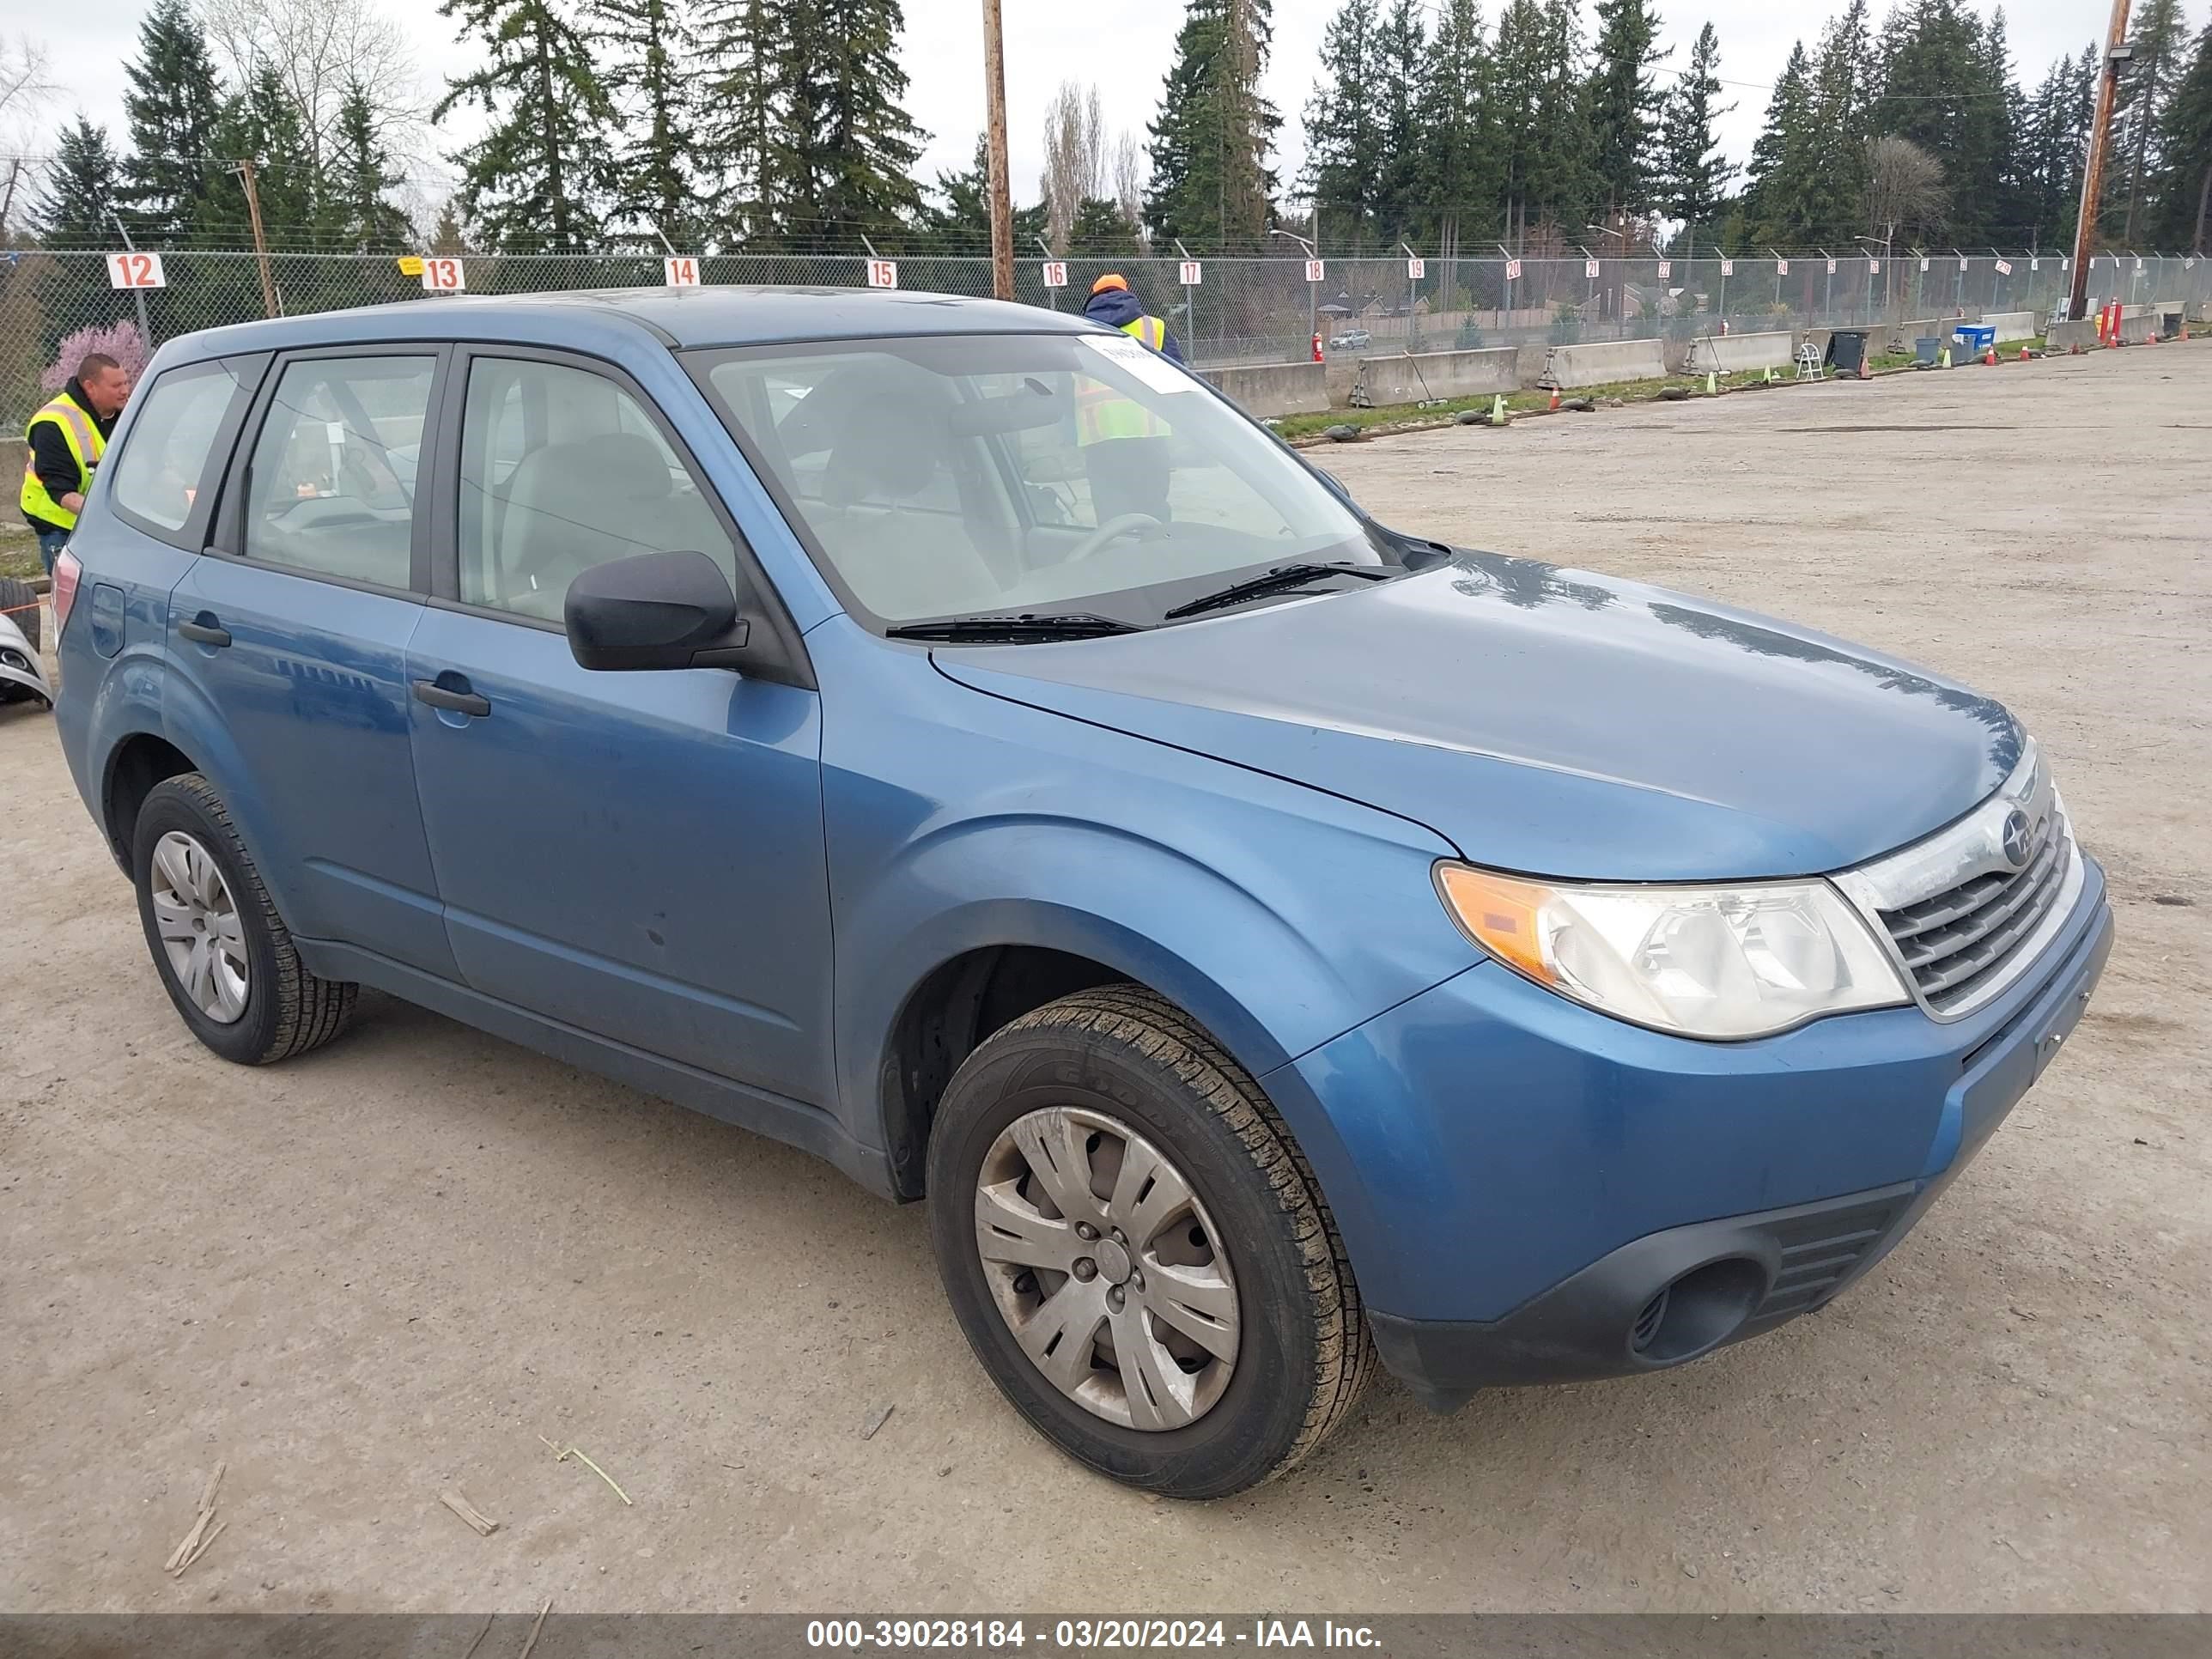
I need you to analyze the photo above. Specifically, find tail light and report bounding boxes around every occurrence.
[51,549,82,637]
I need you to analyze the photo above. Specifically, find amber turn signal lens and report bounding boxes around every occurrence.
[1434,864,1559,986]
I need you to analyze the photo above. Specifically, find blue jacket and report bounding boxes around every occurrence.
[1083,287,1185,363]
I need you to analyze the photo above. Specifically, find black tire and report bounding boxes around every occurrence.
[927,986,1375,1499]
[131,773,357,1065]
[0,575,38,652]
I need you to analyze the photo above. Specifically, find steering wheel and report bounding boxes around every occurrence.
[1064,513,1164,564]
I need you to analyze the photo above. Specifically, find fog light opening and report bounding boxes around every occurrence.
[1632,1258,1765,1365]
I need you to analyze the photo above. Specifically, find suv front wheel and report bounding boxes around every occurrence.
[927,986,1375,1498]
[131,773,358,1065]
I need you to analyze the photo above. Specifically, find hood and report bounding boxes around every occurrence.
[1084,289,1148,330]
[933,551,2022,881]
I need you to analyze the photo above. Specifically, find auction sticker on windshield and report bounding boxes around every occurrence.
[1082,333,1196,394]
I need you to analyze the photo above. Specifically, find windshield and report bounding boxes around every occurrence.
[690,333,1381,627]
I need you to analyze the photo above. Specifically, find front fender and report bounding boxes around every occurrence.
[814,619,1479,1266]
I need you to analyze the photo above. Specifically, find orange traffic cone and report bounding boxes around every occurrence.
[1984,344,1999,366]
[2019,345,2031,361]
[1548,387,1561,411]
[1857,354,1871,380]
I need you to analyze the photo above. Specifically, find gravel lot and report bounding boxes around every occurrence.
[3,344,2206,1615]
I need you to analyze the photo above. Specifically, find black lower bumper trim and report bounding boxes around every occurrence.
[1370,1180,1923,1412]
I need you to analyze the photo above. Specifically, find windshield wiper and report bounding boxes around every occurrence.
[884,612,1143,642]
[1161,562,1392,621]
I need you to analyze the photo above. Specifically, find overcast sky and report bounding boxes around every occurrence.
[23,0,2126,225]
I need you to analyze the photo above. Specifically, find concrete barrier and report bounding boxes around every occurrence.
[1684,331,1794,374]
[2046,319,2099,350]
[1541,337,1668,389]
[1351,347,1519,406]
[1869,318,1941,354]
[1983,310,2039,342]
[1200,361,1329,419]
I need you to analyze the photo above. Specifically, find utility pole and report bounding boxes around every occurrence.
[981,0,1015,301]
[234,160,280,319]
[2069,0,2133,321]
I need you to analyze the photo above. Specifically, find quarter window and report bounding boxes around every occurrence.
[107,359,252,533]
[242,356,433,588]
[457,357,738,621]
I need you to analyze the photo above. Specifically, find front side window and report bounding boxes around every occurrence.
[243,355,432,587]
[457,356,738,621]
[108,358,253,533]
[694,333,1378,627]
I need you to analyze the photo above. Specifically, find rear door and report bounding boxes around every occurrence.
[404,345,833,1105]
[170,345,457,977]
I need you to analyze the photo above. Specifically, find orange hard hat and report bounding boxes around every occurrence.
[1091,273,1130,295]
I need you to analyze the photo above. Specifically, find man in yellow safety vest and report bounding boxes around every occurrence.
[1076,275,1182,526]
[22,352,131,574]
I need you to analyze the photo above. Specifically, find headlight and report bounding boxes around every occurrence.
[1434,863,1911,1039]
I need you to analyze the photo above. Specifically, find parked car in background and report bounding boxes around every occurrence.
[52,288,2112,1498]
[1328,326,1371,351]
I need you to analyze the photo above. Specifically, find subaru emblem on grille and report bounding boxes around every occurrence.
[2000,809,2034,870]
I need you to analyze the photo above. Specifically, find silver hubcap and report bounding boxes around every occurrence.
[974,1107,1240,1431]
[150,831,249,1024]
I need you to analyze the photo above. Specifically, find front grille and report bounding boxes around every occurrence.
[1752,1194,1911,1319]
[1877,807,2072,1015]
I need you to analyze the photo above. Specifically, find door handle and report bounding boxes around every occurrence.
[411,678,492,718]
[177,613,231,647]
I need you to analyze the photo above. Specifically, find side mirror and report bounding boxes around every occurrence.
[564,550,753,672]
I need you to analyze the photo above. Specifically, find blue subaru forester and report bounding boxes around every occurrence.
[53,289,2112,1498]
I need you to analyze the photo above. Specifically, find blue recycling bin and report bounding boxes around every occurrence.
[1954,324,1996,356]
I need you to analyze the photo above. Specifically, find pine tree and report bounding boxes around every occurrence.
[2155,21,2212,251]
[695,0,793,243]
[916,133,1046,252]
[432,0,617,252]
[1584,0,1665,216]
[1411,0,1498,259]
[1145,0,1279,246]
[1972,9,2028,241]
[596,0,700,246]
[324,81,414,248]
[791,0,927,240]
[1657,21,1733,255]
[119,0,227,242]
[1808,0,1873,244]
[1370,0,1425,239]
[1745,41,1819,244]
[1068,196,1139,256]
[33,118,124,248]
[2114,0,2186,244]
[203,64,320,246]
[1491,0,1593,242]
[1302,0,1382,236]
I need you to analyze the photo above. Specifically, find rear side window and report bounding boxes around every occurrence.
[242,355,434,589]
[108,360,255,534]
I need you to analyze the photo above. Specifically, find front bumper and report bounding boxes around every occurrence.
[1267,860,2113,1410]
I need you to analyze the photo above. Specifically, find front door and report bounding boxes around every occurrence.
[405,349,833,1106]
[171,348,456,978]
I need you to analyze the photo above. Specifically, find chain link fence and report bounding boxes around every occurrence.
[7,246,2209,416]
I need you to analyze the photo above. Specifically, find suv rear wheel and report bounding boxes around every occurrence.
[131,774,357,1065]
[927,986,1374,1498]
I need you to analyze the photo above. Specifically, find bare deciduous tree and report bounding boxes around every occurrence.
[0,33,54,130]
[1041,80,1104,253]
[1862,134,1948,250]
[1113,131,1146,235]
[196,0,422,178]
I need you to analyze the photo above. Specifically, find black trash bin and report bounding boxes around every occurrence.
[1826,330,1868,374]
